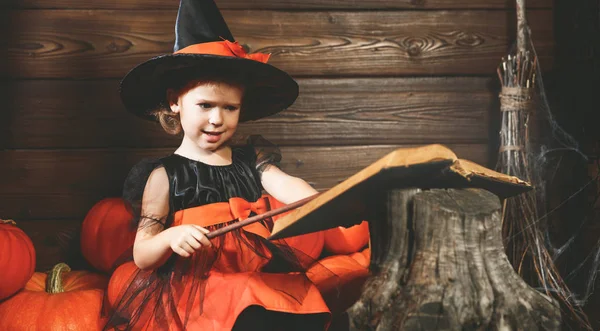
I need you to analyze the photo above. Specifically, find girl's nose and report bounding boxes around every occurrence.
[208,109,223,126]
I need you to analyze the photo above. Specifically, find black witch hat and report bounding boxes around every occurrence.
[120,0,298,122]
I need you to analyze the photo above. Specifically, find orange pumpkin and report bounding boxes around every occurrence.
[307,248,371,314]
[81,198,136,273]
[0,263,108,330]
[0,219,36,300]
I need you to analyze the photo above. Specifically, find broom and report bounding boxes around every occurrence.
[496,0,590,328]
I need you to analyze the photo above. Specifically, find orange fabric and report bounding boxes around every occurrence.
[349,248,371,269]
[175,40,271,64]
[109,197,330,331]
[108,196,373,330]
[173,196,271,238]
[323,221,370,255]
[108,262,329,331]
[265,195,325,261]
[173,195,326,261]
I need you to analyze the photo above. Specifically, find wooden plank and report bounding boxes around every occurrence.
[0,144,491,220]
[17,219,90,272]
[2,10,554,78]
[2,0,553,10]
[4,77,497,148]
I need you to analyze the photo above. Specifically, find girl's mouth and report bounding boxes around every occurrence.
[202,131,224,143]
[202,131,223,136]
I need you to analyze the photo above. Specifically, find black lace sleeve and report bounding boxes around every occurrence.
[247,135,282,174]
[122,158,169,230]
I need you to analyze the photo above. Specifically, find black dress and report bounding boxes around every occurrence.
[103,136,331,331]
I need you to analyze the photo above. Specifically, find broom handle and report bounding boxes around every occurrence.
[206,193,322,239]
[516,0,529,53]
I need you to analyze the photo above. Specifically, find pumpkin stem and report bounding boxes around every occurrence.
[0,219,17,226]
[47,263,71,294]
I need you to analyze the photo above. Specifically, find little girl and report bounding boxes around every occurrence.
[103,0,369,330]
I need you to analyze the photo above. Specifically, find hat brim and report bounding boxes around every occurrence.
[120,54,299,122]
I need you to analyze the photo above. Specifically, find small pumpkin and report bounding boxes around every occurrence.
[0,219,36,300]
[81,198,136,273]
[106,261,158,329]
[106,261,139,309]
[307,248,370,314]
[0,263,108,330]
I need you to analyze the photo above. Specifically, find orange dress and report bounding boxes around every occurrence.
[106,196,331,330]
[103,140,369,331]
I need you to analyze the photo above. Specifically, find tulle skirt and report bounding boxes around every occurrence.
[103,196,369,331]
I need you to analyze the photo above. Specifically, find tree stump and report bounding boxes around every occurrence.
[349,188,560,330]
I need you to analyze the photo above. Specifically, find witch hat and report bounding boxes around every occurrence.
[120,0,298,122]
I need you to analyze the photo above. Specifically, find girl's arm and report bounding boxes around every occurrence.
[260,165,318,204]
[132,167,210,270]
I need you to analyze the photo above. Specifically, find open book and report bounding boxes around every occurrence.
[269,144,529,240]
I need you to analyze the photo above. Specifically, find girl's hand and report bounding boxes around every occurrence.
[167,225,212,257]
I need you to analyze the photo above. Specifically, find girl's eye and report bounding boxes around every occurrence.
[198,103,212,109]
[225,105,239,111]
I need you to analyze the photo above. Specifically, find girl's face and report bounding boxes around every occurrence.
[169,82,243,152]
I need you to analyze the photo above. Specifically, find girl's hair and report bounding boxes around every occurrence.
[151,69,249,135]
[153,107,182,135]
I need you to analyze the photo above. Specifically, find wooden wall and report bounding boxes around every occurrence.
[1,0,554,271]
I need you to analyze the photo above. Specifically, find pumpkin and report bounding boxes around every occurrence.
[307,248,370,314]
[0,219,36,300]
[106,261,157,329]
[0,263,108,330]
[106,261,139,309]
[81,198,136,273]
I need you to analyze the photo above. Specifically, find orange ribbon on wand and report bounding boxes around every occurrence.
[206,193,321,239]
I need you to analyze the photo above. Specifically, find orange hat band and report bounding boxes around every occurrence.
[175,40,271,64]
